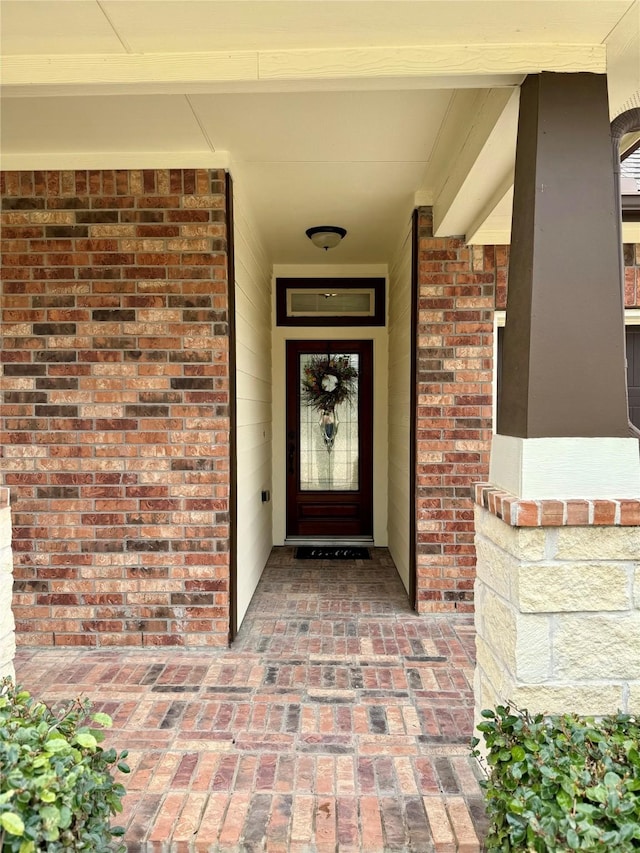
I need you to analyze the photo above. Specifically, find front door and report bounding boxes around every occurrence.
[286,340,373,538]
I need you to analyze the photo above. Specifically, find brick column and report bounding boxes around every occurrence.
[0,488,15,680]
[414,210,494,612]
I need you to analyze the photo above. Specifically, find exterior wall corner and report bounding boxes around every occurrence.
[0,488,16,680]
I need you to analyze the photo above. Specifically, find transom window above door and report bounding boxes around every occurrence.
[276,278,385,326]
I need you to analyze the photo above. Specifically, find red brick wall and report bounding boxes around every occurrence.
[624,243,640,307]
[496,243,640,310]
[1,169,232,648]
[414,210,495,613]
[415,211,640,613]
[494,246,509,311]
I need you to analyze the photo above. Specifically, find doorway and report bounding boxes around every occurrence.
[285,339,374,539]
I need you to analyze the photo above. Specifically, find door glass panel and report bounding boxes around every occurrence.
[288,290,374,316]
[299,352,359,491]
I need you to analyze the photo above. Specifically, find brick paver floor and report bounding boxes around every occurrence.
[13,547,487,852]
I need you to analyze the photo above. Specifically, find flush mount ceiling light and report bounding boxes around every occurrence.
[305,226,347,251]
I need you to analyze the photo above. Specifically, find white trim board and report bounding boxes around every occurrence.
[490,434,640,500]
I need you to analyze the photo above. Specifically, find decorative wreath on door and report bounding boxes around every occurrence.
[301,355,358,413]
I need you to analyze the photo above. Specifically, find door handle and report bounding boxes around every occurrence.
[288,442,295,476]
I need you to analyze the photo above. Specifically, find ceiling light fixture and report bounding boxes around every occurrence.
[305,226,347,251]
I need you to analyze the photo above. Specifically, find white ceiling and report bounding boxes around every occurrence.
[1,0,639,263]
[1,1,634,54]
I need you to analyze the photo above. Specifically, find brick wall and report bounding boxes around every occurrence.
[414,210,640,614]
[1,169,232,648]
[496,243,640,310]
[624,244,640,307]
[414,210,495,613]
[2,181,638,641]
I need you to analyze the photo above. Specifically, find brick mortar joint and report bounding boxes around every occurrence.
[474,482,640,528]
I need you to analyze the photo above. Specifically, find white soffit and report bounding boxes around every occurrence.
[0,0,125,55]
[238,160,428,264]
[106,0,629,52]
[188,90,452,164]
[0,95,211,155]
[606,0,640,117]
[1,1,632,55]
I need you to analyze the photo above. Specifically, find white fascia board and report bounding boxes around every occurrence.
[414,190,434,207]
[259,44,605,81]
[1,44,605,95]
[0,151,232,171]
[466,204,640,246]
[623,222,640,242]
[469,219,640,246]
[1,74,526,99]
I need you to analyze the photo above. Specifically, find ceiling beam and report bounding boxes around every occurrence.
[1,43,605,96]
[427,87,520,239]
[465,177,514,245]
[259,44,605,80]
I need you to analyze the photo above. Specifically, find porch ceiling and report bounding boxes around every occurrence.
[1,0,639,263]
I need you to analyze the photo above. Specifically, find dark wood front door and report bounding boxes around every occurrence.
[286,340,373,538]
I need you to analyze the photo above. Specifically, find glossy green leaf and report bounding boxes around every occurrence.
[74,732,98,749]
[0,811,25,836]
[39,789,56,803]
[44,736,69,753]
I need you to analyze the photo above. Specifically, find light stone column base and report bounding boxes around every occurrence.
[0,488,15,681]
[474,485,640,726]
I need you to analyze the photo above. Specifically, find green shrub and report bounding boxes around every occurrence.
[0,678,130,852]
[472,704,640,852]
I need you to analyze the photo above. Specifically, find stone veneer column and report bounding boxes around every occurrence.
[474,484,640,719]
[475,73,640,721]
[0,488,16,680]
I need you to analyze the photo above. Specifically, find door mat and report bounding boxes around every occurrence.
[295,546,370,560]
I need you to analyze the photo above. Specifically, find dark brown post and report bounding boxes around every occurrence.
[498,73,629,438]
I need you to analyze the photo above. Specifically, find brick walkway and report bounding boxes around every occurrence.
[14,547,487,852]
